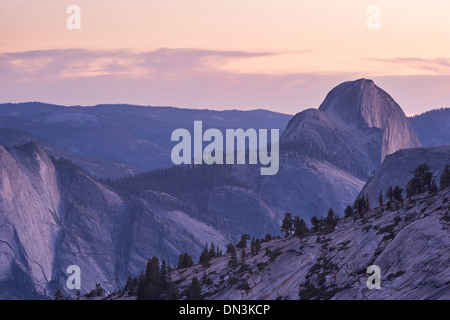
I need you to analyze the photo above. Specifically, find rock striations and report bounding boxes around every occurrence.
[150,186,450,300]
[0,143,233,298]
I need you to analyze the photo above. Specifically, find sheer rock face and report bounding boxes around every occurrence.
[318,79,421,162]
[0,143,60,298]
[282,79,421,180]
[0,143,231,299]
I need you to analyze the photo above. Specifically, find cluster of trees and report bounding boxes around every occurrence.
[406,163,450,196]
[250,238,262,256]
[384,185,404,204]
[124,257,178,300]
[124,255,207,300]
[50,156,83,171]
[54,284,103,300]
[346,185,404,218]
[54,289,66,300]
[85,283,106,298]
[281,213,310,238]
[353,194,370,215]
[225,233,266,268]
[199,243,223,266]
[122,253,212,300]
[406,163,436,197]
[310,209,339,234]
[177,253,194,269]
[345,163,449,218]
[102,164,248,214]
[371,185,404,210]
[278,209,339,240]
[227,243,238,267]
[393,163,449,199]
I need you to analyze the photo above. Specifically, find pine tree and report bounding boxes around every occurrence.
[310,216,320,233]
[325,208,337,232]
[236,234,250,249]
[125,276,132,291]
[364,194,370,212]
[160,259,168,291]
[386,201,392,210]
[54,289,64,300]
[241,247,247,262]
[136,273,145,299]
[344,205,354,218]
[199,246,210,265]
[386,185,394,203]
[94,283,105,297]
[281,212,293,237]
[250,238,256,256]
[177,253,194,269]
[142,257,161,300]
[393,186,403,202]
[354,197,366,215]
[187,277,202,300]
[255,239,261,254]
[208,243,216,260]
[319,217,325,231]
[227,244,237,268]
[407,163,433,197]
[165,281,179,300]
[294,217,309,238]
[294,217,309,243]
[378,191,383,207]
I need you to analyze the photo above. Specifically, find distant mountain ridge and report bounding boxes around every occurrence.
[0,126,139,179]
[409,108,450,147]
[0,103,291,178]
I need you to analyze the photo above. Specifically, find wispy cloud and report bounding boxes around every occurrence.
[0,48,278,81]
[367,57,450,75]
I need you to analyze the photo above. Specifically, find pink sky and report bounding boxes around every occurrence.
[1,1,449,115]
